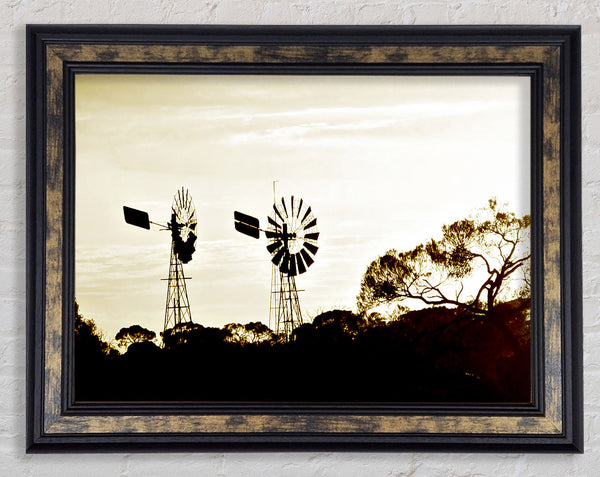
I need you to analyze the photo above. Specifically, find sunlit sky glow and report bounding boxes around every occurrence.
[75,74,530,342]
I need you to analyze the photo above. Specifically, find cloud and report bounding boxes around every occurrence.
[220,100,509,146]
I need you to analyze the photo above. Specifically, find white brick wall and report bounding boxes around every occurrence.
[1,1,596,475]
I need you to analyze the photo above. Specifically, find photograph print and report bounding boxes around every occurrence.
[74,73,532,404]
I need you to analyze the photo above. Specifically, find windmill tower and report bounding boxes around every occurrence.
[269,256,302,336]
[123,187,197,334]
[234,194,319,339]
[163,188,197,331]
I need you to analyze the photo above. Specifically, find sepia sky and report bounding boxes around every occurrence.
[75,74,530,342]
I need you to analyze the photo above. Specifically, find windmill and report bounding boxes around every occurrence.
[234,195,319,338]
[123,187,197,334]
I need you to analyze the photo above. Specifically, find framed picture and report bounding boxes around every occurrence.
[26,25,582,452]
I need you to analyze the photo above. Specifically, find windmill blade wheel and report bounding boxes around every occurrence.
[266,195,318,276]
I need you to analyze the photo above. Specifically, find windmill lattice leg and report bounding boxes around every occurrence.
[163,241,192,333]
[270,268,303,340]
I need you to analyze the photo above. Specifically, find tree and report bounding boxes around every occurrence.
[357,199,531,317]
[162,322,204,349]
[74,301,119,401]
[243,322,275,344]
[74,301,116,358]
[224,323,246,344]
[312,310,366,340]
[162,322,232,350]
[224,322,276,345]
[115,324,156,349]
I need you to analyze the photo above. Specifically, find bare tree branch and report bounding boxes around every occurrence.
[357,199,531,317]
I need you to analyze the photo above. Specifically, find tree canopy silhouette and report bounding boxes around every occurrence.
[357,199,531,317]
[75,301,115,358]
[74,300,530,402]
[162,322,232,350]
[115,324,156,349]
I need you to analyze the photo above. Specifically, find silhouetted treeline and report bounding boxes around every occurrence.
[74,298,530,403]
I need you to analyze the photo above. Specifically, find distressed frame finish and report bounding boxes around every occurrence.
[26,25,582,452]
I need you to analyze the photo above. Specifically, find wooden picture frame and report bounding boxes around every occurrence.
[26,25,582,452]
